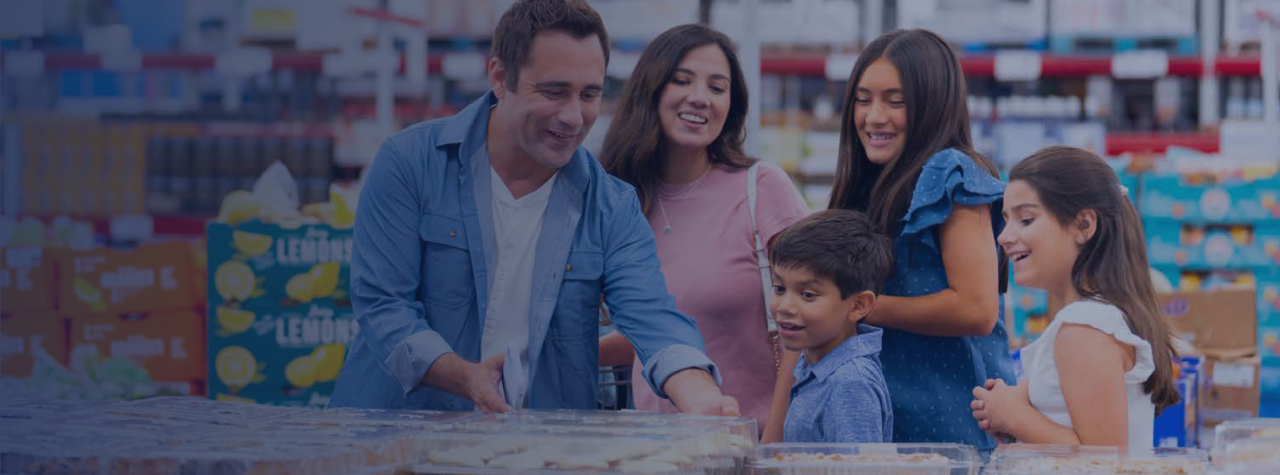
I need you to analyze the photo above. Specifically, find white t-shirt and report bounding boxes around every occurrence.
[1022,299,1157,448]
[481,165,557,394]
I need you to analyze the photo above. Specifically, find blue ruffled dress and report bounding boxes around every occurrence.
[879,148,1016,452]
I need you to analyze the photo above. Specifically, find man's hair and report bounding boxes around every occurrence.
[769,210,894,299]
[491,0,610,89]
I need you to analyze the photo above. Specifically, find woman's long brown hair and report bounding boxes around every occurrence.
[1010,146,1181,413]
[827,28,1006,291]
[601,24,753,215]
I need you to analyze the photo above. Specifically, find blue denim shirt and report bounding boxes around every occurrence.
[783,324,892,443]
[330,92,721,410]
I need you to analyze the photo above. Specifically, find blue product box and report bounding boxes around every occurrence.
[1140,173,1280,223]
[1145,221,1280,269]
[1262,356,1280,418]
[1155,356,1201,447]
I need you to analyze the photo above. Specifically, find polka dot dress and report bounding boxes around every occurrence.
[879,149,1015,452]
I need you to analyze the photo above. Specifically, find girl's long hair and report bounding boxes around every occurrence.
[1010,146,1181,412]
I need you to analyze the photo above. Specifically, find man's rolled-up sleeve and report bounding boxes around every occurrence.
[352,139,455,395]
[600,191,721,399]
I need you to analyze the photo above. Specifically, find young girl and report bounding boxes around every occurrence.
[596,24,809,437]
[771,28,1015,450]
[971,146,1180,448]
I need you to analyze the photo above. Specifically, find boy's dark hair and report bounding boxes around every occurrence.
[768,210,894,299]
[491,0,610,90]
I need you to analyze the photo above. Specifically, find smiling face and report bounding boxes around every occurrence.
[658,43,732,157]
[769,264,866,363]
[998,180,1085,294]
[853,58,908,166]
[490,30,606,171]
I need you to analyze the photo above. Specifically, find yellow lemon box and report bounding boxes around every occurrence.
[205,223,352,308]
[206,302,357,407]
[206,222,355,406]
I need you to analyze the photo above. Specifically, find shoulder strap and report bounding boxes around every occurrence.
[748,163,778,335]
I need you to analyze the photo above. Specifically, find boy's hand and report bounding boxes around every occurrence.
[971,378,1027,436]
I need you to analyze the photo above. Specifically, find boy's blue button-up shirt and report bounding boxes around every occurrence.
[784,323,893,443]
[330,92,720,410]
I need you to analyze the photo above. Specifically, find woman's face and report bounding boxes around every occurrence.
[658,44,732,154]
[853,58,908,165]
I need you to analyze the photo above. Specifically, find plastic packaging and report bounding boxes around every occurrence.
[985,444,1208,475]
[749,443,979,475]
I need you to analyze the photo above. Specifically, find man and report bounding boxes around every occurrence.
[330,0,737,415]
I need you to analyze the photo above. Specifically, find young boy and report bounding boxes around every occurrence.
[770,209,894,443]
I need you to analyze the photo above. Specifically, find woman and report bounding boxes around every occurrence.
[597,24,809,438]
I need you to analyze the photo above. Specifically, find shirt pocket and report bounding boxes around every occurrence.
[549,249,603,341]
[419,213,474,310]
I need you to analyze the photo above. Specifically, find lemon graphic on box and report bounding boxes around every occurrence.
[215,261,256,302]
[285,355,318,388]
[216,346,257,389]
[310,343,346,383]
[72,275,108,312]
[285,272,316,303]
[309,262,341,299]
[232,230,273,258]
[216,306,256,335]
[216,393,257,404]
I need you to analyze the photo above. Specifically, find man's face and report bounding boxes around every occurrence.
[491,30,606,170]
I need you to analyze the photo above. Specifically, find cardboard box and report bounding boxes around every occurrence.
[1159,288,1257,352]
[69,311,206,384]
[0,313,68,377]
[1198,356,1261,447]
[1,246,58,314]
[207,302,356,408]
[58,242,197,316]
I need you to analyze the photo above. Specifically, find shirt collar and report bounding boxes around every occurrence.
[793,323,883,382]
[439,91,497,148]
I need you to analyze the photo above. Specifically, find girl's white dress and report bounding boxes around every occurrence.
[1021,299,1157,448]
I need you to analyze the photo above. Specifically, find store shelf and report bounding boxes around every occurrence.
[1,51,450,75]
[760,52,1264,79]
[1105,132,1219,155]
[4,51,1263,80]
[20,214,212,238]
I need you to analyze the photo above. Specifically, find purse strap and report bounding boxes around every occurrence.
[747,163,780,340]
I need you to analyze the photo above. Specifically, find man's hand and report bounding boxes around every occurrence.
[663,368,740,417]
[423,353,511,413]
